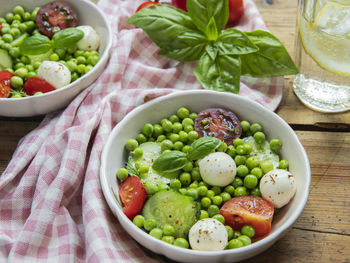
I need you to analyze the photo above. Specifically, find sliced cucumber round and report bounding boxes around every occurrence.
[0,49,12,70]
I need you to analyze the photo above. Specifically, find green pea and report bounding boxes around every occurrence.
[26,64,34,72]
[149,228,163,239]
[32,61,41,69]
[20,56,30,64]
[178,131,188,143]
[144,218,157,231]
[206,189,215,199]
[132,215,145,228]
[76,64,86,74]
[9,27,21,38]
[169,114,180,123]
[74,50,85,58]
[71,72,79,82]
[236,145,246,155]
[138,164,149,174]
[234,155,247,166]
[2,34,13,43]
[136,133,147,144]
[23,12,32,22]
[10,76,23,89]
[198,185,208,196]
[234,186,248,197]
[278,159,289,170]
[207,205,219,217]
[250,167,263,179]
[250,123,262,134]
[186,188,199,200]
[131,147,143,159]
[50,53,60,61]
[260,160,274,174]
[5,13,14,23]
[15,67,27,78]
[233,230,241,239]
[158,183,169,191]
[232,177,243,188]
[18,23,27,33]
[191,167,201,181]
[141,123,153,137]
[201,197,211,208]
[224,185,235,195]
[151,124,163,138]
[65,60,77,72]
[250,187,261,196]
[270,138,282,152]
[183,125,194,133]
[173,141,184,151]
[116,168,128,180]
[217,141,228,152]
[172,122,182,133]
[182,117,193,127]
[233,138,243,147]
[236,165,249,177]
[177,107,189,119]
[199,210,209,220]
[163,224,175,236]
[179,172,191,186]
[174,238,189,249]
[254,131,265,144]
[84,65,93,74]
[13,6,25,16]
[182,145,190,153]
[227,145,237,158]
[244,174,258,189]
[212,195,223,206]
[246,156,260,170]
[225,225,234,240]
[162,235,174,244]
[220,192,231,202]
[168,133,180,143]
[169,179,181,190]
[156,134,166,142]
[2,43,11,51]
[183,161,193,172]
[161,139,173,151]
[189,112,197,120]
[212,214,225,224]
[178,188,187,195]
[237,235,252,246]
[227,239,244,249]
[161,119,173,132]
[240,120,250,133]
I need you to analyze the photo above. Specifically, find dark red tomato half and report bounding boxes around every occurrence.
[36,1,77,38]
[194,108,242,145]
[23,77,56,96]
[220,196,274,238]
[136,1,160,12]
[227,0,244,26]
[119,176,147,220]
[171,0,187,11]
[0,70,14,98]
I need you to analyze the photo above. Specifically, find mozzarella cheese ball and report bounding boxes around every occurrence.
[76,25,100,51]
[260,169,297,208]
[37,61,71,89]
[198,152,236,187]
[189,218,228,251]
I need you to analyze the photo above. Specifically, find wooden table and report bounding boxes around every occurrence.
[1,0,349,262]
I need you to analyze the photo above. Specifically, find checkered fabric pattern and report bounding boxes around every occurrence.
[0,0,284,262]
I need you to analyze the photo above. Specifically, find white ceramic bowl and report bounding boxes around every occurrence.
[100,90,311,263]
[0,0,112,117]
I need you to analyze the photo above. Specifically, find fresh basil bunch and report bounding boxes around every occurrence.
[19,28,84,56]
[152,136,222,174]
[127,0,297,93]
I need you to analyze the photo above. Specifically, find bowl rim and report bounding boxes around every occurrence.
[0,0,113,102]
[100,90,311,257]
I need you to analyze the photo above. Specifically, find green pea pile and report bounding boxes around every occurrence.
[0,5,100,98]
[117,107,289,250]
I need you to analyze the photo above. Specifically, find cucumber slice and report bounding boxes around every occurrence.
[243,136,280,168]
[11,33,29,47]
[142,190,198,238]
[126,142,179,184]
[0,49,12,70]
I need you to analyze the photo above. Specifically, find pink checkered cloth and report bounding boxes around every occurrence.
[1,0,284,262]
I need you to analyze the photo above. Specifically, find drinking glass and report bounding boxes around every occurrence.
[293,0,350,113]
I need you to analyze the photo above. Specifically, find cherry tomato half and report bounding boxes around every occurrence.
[136,1,160,12]
[23,77,56,96]
[194,108,242,145]
[0,70,14,98]
[119,176,147,220]
[220,196,274,238]
[171,0,187,11]
[227,0,244,26]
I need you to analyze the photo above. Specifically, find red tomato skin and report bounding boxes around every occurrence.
[227,0,244,26]
[119,176,147,220]
[136,2,160,12]
[0,70,14,98]
[171,0,187,11]
[23,77,56,96]
[220,196,274,238]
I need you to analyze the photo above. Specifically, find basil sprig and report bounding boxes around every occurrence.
[152,136,221,174]
[19,28,84,56]
[127,0,297,93]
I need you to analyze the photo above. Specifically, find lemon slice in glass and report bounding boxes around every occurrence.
[299,1,350,76]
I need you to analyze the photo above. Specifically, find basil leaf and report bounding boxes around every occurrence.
[52,28,84,49]
[19,35,52,56]
[194,51,241,93]
[206,17,218,41]
[205,44,217,60]
[127,5,200,49]
[216,28,259,55]
[158,31,207,62]
[240,30,298,77]
[188,136,222,161]
[152,150,188,173]
[187,0,228,33]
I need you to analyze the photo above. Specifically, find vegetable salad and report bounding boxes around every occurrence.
[116,107,297,251]
[0,2,100,98]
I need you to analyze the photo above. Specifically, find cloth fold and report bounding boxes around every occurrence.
[1,0,284,262]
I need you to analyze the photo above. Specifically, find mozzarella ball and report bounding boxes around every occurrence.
[198,152,236,187]
[260,169,297,208]
[189,218,228,251]
[76,25,100,51]
[37,61,71,89]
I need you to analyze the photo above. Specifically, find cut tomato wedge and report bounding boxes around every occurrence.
[23,77,56,96]
[119,176,147,220]
[220,196,274,238]
[0,70,13,98]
